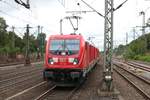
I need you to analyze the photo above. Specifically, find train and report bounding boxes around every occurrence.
[43,34,100,86]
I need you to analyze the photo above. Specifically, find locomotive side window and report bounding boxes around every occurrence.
[49,39,80,55]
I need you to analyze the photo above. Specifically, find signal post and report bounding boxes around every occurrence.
[25,24,31,65]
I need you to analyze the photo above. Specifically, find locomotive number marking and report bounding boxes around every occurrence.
[59,58,66,62]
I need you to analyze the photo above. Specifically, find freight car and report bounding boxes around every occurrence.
[43,34,100,86]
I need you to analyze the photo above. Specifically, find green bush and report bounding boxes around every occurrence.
[123,47,136,59]
[134,55,150,62]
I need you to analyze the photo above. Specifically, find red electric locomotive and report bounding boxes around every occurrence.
[43,34,100,86]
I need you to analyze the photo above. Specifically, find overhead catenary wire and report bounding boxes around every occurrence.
[0,4,54,38]
[0,10,33,24]
[0,0,40,25]
[0,9,46,31]
[8,26,40,39]
[113,0,128,11]
[78,0,128,17]
[57,0,65,7]
[15,28,25,38]
[0,0,20,11]
[80,0,104,18]
[14,0,30,9]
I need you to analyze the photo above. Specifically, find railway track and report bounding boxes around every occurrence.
[0,61,45,99]
[113,58,150,72]
[5,81,47,100]
[0,73,42,93]
[1,60,99,100]
[34,85,57,100]
[0,61,43,76]
[0,67,42,80]
[0,70,42,89]
[35,84,82,100]
[0,61,43,71]
[5,82,82,100]
[0,62,23,67]
[0,64,47,99]
[114,63,150,100]
[0,74,43,99]
[0,60,43,67]
[126,61,150,72]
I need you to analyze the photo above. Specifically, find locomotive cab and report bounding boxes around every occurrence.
[43,34,100,86]
[43,34,85,86]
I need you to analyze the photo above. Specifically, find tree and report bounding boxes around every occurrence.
[114,44,125,56]
[37,33,46,57]
[29,34,37,53]
[15,34,25,52]
[0,17,8,47]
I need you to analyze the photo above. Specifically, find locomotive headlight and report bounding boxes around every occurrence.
[73,62,77,65]
[68,58,79,65]
[48,58,54,64]
[50,61,54,64]
[73,58,78,65]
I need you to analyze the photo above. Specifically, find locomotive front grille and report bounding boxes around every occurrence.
[44,68,82,82]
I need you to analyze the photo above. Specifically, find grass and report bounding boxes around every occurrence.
[133,55,150,62]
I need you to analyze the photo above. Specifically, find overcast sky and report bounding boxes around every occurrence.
[0,0,150,50]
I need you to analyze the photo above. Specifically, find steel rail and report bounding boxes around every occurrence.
[5,81,47,100]
[65,84,82,100]
[0,75,43,98]
[0,74,42,91]
[0,64,42,77]
[0,61,43,68]
[114,63,150,100]
[114,63,150,84]
[126,62,150,72]
[34,85,57,100]
[0,69,41,84]
[34,82,83,100]
[0,62,23,67]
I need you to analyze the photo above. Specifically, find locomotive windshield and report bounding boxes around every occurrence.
[49,39,80,55]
